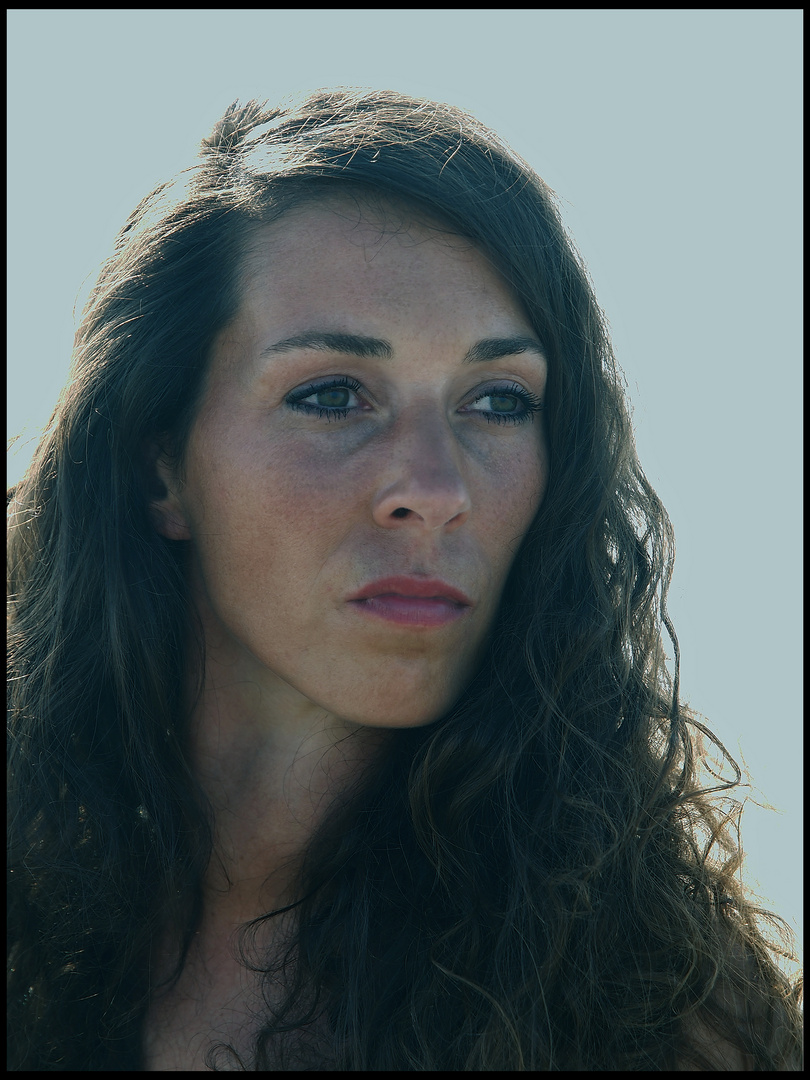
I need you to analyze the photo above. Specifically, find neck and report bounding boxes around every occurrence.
[185,652,387,923]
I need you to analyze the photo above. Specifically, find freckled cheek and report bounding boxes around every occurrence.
[478,445,546,534]
[262,443,372,512]
[201,443,368,560]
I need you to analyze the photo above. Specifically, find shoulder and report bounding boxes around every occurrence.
[676,1014,754,1071]
[674,939,758,1070]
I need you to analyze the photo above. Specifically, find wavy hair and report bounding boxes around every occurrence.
[7,89,802,1070]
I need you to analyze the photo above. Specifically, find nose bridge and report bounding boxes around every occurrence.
[404,402,461,476]
[372,400,472,529]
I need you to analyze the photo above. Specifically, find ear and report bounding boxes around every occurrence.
[143,439,192,541]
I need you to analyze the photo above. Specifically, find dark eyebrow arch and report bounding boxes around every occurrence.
[259,330,545,363]
[260,331,393,360]
[462,335,546,364]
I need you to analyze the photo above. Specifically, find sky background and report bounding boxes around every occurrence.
[7,9,802,961]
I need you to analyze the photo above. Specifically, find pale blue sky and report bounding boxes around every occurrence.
[7,9,802,959]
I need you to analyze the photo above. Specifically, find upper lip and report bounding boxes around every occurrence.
[348,575,473,606]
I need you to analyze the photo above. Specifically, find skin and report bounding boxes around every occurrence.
[150,190,547,964]
[146,197,549,1069]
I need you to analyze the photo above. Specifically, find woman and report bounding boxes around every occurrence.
[7,89,802,1070]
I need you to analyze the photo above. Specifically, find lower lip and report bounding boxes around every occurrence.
[348,594,470,627]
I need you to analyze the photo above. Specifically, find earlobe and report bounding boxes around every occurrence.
[144,440,192,541]
[151,493,192,541]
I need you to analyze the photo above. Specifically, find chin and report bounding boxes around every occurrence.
[350,704,448,730]
[340,672,470,730]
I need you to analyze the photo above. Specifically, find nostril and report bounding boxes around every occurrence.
[391,507,410,518]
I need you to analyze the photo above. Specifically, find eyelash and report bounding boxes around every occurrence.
[284,377,544,424]
[285,377,364,421]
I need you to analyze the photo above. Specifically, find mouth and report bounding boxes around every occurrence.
[347,576,473,628]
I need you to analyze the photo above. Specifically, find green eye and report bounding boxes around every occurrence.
[285,377,364,420]
[488,394,519,413]
[464,383,544,425]
[315,387,351,408]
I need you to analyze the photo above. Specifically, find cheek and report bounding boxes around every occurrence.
[252,444,371,555]
[184,435,365,578]
[475,438,547,549]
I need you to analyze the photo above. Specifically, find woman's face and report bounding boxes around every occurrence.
[156,197,548,728]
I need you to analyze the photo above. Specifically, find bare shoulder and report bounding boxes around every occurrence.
[676,1013,754,1071]
[675,950,758,1071]
[675,974,802,1071]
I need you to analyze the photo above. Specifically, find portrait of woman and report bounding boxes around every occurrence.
[7,84,802,1071]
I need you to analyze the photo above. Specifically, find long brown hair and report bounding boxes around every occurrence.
[8,89,802,1069]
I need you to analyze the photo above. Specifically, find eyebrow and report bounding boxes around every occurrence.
[259,330,545,364]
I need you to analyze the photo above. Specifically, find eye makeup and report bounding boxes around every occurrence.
[285,376,544,425]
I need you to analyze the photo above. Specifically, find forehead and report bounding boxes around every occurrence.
[245,189,467,263]
[234,195,530,338]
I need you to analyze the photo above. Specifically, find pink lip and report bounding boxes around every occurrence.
[347,576,473,627]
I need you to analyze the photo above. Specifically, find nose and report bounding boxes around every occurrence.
[371,409,472,531]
